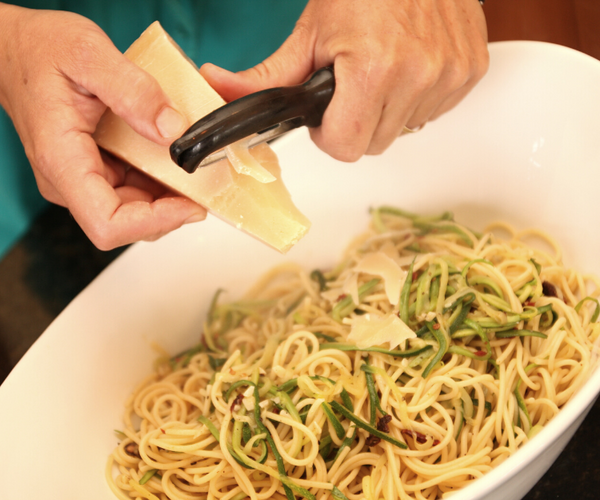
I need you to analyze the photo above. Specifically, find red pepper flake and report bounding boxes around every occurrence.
[542,281,558,298]
[525,301,536,307]
[160,428,166,434]
[365,435,381,447]
[475,350,487,357]
[412,271,419,282]
[337,294,348,301]
[376,415,392,433]
[124,443,140,458]
[230,393,244,412]
[401,429,439,446]
[432,323,440,330]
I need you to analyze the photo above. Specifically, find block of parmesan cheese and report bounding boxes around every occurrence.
[93,21,310,253]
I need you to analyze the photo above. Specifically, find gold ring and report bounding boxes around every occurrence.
[402,123,425,134]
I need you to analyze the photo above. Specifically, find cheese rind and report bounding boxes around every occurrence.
[93,21,310,253]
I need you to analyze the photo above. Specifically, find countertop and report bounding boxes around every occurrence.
[1,204,599,499]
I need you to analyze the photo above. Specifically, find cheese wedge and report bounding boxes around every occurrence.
[93,21,310,253]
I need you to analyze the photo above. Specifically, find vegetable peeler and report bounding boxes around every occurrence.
[169,66,335,173]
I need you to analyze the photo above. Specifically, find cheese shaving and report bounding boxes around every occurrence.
[347,312,416,350]
[225,137,277,183]
[354,252,407,306]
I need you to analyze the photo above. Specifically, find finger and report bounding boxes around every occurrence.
[32,172,66,207]
[122,167,171,199]
[114,185,155,205]
[51,132,206,250]
[200,25,315,101]
[309,55,385,162]
[60,28,188,144]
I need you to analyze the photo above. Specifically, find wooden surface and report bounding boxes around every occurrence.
[485,0,600,60]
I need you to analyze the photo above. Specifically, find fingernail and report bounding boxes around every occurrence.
[184,211,206,225]
[156,106,186,139]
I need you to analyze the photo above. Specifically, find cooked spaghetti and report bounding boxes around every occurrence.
[107,207,600,500]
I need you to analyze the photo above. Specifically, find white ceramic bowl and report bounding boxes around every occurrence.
[2,41,600,500]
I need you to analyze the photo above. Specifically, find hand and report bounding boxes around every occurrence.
[201,0,489,162]
[0,5,206,250]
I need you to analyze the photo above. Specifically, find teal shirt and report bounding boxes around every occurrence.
[0,0,306,258]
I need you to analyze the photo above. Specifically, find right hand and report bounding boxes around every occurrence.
[0,4,207,250]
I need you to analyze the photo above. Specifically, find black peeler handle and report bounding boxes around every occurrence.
[170,66,335,173]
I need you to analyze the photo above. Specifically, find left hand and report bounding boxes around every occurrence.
[200,0,489,162]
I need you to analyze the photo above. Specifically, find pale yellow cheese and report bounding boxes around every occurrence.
[93,21,310,253]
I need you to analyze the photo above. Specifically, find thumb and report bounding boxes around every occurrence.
[62,33,188,145]
[200,30,315,102]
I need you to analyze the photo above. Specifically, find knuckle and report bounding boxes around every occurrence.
[474,46,491,81]
[323,137,365,163]
[63,29,105,73]
[247,61,276,85]
[414,55,444,90]
[114,67,161,115]
[86,223,118,251]
[291,17,312,42]
[445,54,471,90]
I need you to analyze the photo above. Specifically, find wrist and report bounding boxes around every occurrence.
[0,3,26,115]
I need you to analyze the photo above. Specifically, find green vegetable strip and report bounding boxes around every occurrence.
[361,364,387,425]
[454,399,464,440]
[314,332,337,343]
[575,296,600,322]
[422,321,448,378]
[319,434,333,459]
[415,222,474,247]
[329,426,357,465]
[447,293,475,335]
[332,486,351,500]
[248,385,303,500]
[472,398,492,415]
[232,408,268,465]
[495,329,548,339]
[370,206,388,233]
[139,469,158,485]
[320,342,432,358]
[330,401,407,449]
[169,343,204,369]
[340,388,354,412]
[277,378,299,393]
[224,380,309,500]
[331,279,380,321]
[224,379,254,403]
[208,354,227,371]
[311,375,336,385]
[310,270,328,291]
[468,275,504,297]
[416,265,437,317]
[277,391,302,423]
[415,324,430,339]
[198,415,221,442]
[514,364,537,430]
[429,276,440,312]
[242,422,253,445]
[479,293,513,313]
[448,318,491,361]
[399,259,415,324]
[460,259,493,281]
[376,206,454,225]
[470,304,552,329]
[321,402,346,439]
